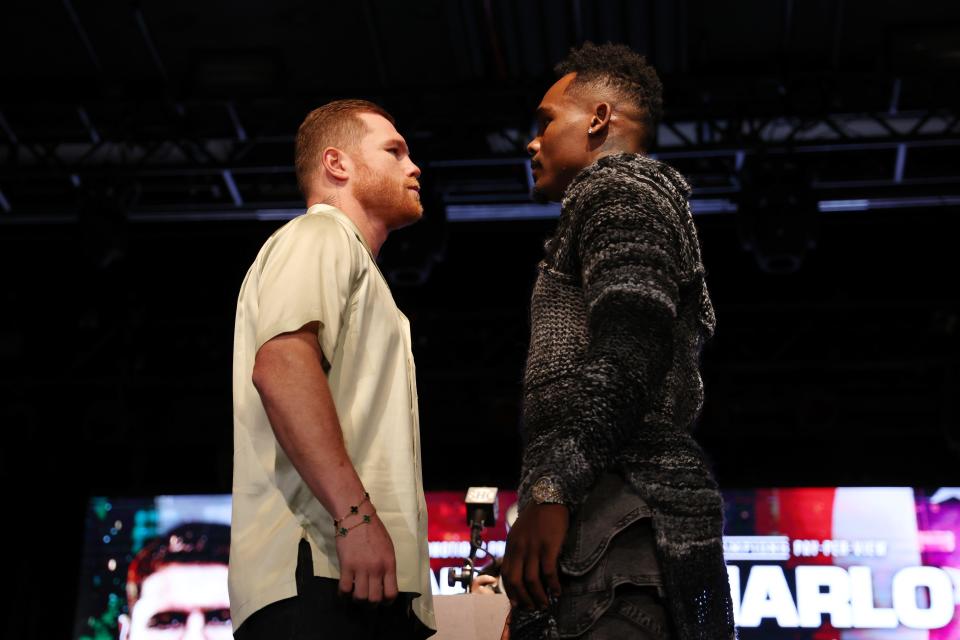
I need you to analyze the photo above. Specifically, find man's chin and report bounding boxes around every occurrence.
[531,174,565,203]
[393,205,424,229]
[531,186,558,204]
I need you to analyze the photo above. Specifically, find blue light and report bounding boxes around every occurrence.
[689,199,738,215]
[818,199,870,212]
[446,203,561,222]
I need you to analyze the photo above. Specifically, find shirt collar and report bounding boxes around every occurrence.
[305,203,374,256]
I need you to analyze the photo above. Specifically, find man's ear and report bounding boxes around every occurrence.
[117,612,131,640]
[587,102,612,136]
[320,147,352,182]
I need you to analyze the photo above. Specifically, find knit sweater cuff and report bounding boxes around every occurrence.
[519,433,598,511]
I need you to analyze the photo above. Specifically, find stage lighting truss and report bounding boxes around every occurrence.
[0,100,957,224]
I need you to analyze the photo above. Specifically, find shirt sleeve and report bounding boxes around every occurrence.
[519,172,684,509]
[254,214,362,361]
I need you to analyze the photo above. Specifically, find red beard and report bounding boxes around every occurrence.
[354,161,422,228]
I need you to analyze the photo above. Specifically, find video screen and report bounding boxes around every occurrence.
[723,487,960,639]
[74,488,960,639]
[74,495,233,640]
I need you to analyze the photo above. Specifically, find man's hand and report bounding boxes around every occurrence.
[335,512,399,604]
[501,503,569,610]
[471,574,500,595]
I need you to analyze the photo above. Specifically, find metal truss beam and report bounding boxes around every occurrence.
[654,110,960,154]
[0,98,957,223]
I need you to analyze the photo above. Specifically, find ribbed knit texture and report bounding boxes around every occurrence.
[518,153,736,639]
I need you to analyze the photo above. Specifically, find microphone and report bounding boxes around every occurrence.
[448,487,499,592]
[464,487,499,528]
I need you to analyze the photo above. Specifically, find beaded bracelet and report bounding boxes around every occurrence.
[333,491,372,537]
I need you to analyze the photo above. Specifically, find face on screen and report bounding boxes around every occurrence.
[119,563,231,640]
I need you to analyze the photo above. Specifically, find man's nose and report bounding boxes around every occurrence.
[526,138,539,157]
[408,159,421,179]
[182,611,206,640]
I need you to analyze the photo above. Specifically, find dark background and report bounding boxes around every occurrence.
[1,0,958,636]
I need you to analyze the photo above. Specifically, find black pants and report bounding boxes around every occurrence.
[234,539,433,640]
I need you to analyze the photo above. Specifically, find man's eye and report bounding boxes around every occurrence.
[148,611,188,629]
[206,608,232,625]
[387,147,401,156]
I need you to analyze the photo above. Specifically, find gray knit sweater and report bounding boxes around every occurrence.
[518,153,736,639]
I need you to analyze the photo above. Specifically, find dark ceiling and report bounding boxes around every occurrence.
[1,0,959,219]
[1,1,959,636]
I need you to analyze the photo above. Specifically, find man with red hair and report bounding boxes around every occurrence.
[119,522,232,640]
[230,99,434,639]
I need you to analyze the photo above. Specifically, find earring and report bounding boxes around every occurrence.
[587,128,594,134]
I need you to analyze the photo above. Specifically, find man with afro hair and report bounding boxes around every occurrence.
[501,42,736,639]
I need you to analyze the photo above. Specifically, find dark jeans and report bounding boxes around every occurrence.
[512,473,675,639]
[234,539,433,640]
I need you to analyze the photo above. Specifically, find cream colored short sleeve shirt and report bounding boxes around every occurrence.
[229,204,434,632]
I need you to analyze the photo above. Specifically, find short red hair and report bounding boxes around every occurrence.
[125,522,230,607]
[294,99,395,197]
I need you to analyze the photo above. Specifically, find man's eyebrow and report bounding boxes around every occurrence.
[385,138,409,153]
[147,610,189,625]
[535,106,554,119]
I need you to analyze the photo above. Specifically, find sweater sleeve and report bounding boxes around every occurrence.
[519,171,685,509]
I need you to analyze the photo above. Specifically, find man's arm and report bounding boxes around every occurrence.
[522,174,682,507]
[252,321,398,604]
[503,173,683,610]
[502,320,671,611]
